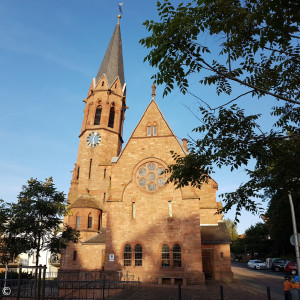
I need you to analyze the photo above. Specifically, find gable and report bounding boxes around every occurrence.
[114,100,188,163]
[132,100,174,138]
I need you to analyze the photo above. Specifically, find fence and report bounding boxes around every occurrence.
[0,278,141,300]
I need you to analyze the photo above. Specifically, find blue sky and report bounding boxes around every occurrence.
[0,0,278,233]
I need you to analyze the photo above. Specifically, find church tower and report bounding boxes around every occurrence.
[61,16,126,271]
[69,15,126,200]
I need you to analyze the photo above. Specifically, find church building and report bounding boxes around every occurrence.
[60,16,233,285]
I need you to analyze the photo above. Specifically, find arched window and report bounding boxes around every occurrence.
[88,213,92,229]
[124,244,131,266]
[173,244,182,267]
[135,244,142,266]
[147,124,151,136]
[108,106,115,128]
[94,106,102,125]
[153,126,157,136]
[162,244,170,267]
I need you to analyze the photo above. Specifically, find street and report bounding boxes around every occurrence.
[232,262,286,299]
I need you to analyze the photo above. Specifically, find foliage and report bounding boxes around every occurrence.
[0,271,34,279]
[231,222,274,258]
[140,0,300,103]
[224,218,239,241]
[0,177,79,266]
[265,190,300,255]
[140,0,300,221]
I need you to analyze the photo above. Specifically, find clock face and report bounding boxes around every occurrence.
[86,131,102,148]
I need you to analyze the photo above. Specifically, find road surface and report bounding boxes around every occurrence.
[232,262,285,299]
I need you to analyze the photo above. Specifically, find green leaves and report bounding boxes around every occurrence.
[140,0,300,222]
[1,177,80,265]
[140,0,300,104]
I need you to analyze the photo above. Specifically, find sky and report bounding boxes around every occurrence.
[0,0,279,234]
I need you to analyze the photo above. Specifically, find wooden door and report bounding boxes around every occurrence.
[202,249,214,279]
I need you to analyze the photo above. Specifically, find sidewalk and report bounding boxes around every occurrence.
[125,280,282,300]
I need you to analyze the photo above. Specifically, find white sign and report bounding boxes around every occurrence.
[109,254,114,262]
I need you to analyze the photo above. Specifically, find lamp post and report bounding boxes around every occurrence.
[288,191,300,277]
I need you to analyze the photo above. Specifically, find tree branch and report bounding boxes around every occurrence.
[211,90,255,110]
[186,90,212,110]
[199,58,300,105]
[263,46,300,58]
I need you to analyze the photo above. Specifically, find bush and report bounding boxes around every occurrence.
[0,271,33,279]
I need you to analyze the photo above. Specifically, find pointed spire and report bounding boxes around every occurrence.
[95,17,125,88]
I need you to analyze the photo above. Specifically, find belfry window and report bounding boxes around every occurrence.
[173,244,182,267]
[94,106,102,125]
[162,244,170,267]
[135,244,142,266]
[124,244,132,266]
[108,106,115,128]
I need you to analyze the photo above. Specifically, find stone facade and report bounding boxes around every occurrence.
[60,19,233,285]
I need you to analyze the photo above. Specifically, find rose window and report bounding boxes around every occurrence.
[136,162,167,192]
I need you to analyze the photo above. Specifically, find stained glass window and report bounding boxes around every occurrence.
[136,162,167,192]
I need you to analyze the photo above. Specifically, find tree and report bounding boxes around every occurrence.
[231,222,274,258]
[265,190,300,256]
[140,0,300,221]
[1,177,80,267]
[224,218,239,241]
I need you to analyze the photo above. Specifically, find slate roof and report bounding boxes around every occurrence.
[82,227,106,244]
[95,22,125,88]
[70,194,102,210]
[201,222,231,244]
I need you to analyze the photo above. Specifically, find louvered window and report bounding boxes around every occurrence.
[94,107,102,125]
[108,106,115,128]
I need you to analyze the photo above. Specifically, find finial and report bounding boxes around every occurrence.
[117,14,121,24]
[152,83,156,101]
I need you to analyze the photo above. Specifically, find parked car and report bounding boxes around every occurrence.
[265,258,281,269]
[284,262,298,275]
[271,259,291,272]
[247,260,267,269]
